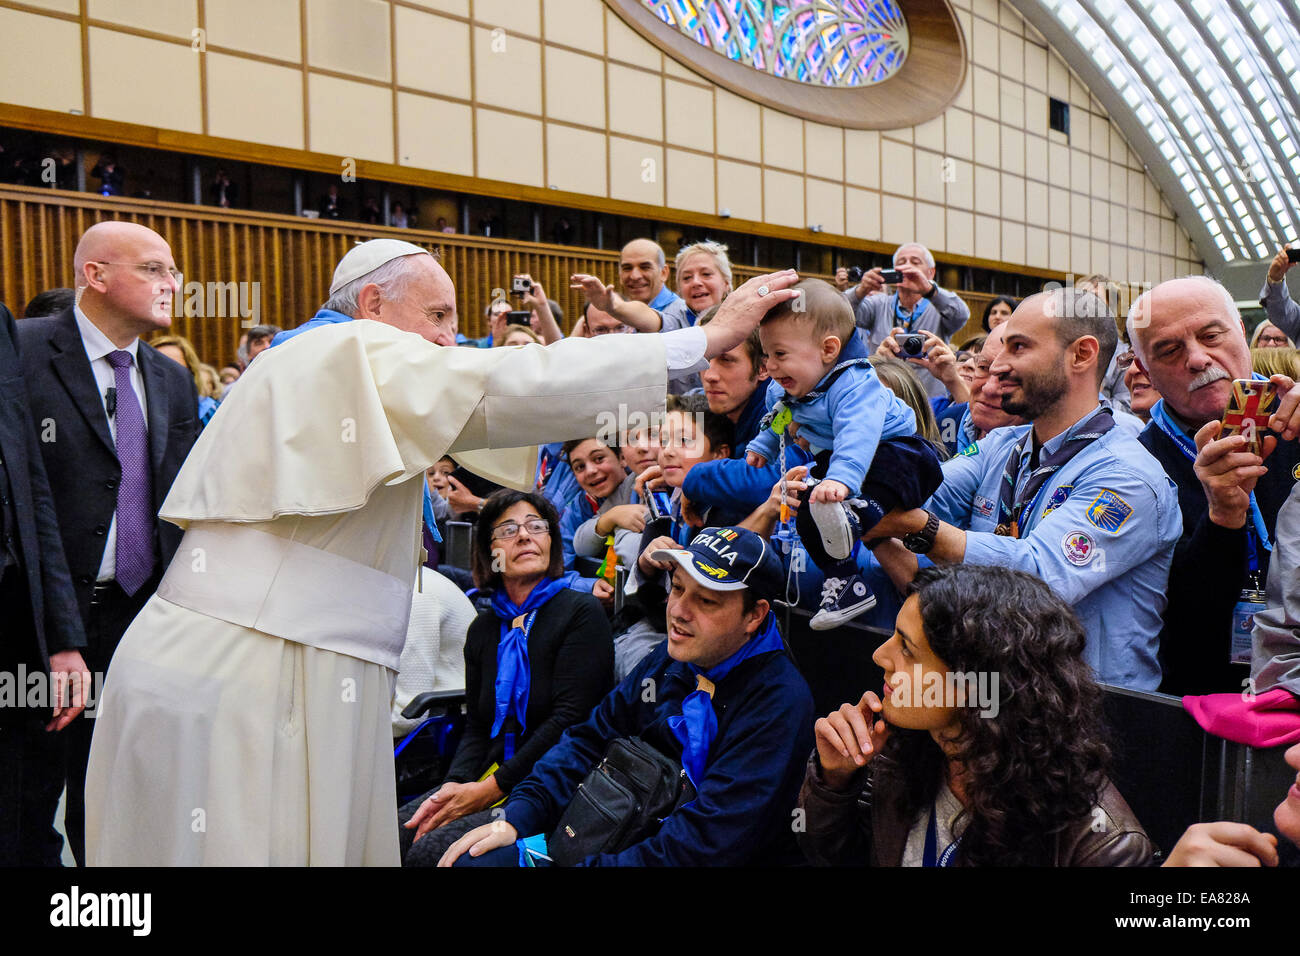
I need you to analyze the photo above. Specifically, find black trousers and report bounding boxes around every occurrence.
[63,575,155,867]
[397,797,497,867]
[0,567,65,866]
[795,435,945,570]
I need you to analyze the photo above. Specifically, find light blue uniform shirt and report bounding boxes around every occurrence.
[928,405,1182,691]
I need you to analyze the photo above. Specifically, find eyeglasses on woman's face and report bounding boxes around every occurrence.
[490,517,550,541]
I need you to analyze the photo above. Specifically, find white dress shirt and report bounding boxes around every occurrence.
[74,305,148,582]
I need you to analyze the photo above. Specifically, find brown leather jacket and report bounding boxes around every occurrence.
[796,753,1155,866]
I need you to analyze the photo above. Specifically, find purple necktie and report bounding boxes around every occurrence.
[105,350,155,595]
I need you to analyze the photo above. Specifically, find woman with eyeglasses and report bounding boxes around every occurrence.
[1251,321,1294,350]
[1119,349,1160,423]
[399,489,614,865]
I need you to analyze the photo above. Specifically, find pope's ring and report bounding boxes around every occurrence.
[756,284,770,297]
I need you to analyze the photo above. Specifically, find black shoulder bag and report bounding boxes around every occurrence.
[547,737,696,866]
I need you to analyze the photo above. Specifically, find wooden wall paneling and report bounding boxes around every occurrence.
[2,185,1003,364]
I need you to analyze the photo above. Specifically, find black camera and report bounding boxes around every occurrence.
[506,311,533,327]
[845,266,864,283]
[511,275,533,295]
[880,268,904,285]
[1288,247,1300,263]
[899,333,927,356]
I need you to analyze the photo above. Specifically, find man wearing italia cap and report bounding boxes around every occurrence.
[85,235,802,866]
[436,525,815,866]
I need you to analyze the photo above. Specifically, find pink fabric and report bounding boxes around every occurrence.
[1182,687,1300,748]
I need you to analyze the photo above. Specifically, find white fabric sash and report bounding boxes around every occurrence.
[157,525,412,671]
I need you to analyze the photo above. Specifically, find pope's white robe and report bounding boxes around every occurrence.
[84,320,691,865]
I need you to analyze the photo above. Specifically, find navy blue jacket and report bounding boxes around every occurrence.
[503,640,815,865]
[683,444,816,516]
[731,385,770,457]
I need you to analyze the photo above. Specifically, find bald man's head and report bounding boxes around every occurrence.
[73,221,173,284]
[619,238,669,304]
[73,220,179,342]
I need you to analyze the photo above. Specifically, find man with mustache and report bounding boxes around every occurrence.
[867,287,1180,691]
[1128,276,1300,696]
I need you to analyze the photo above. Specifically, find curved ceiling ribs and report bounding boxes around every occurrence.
[1029,0,1300,270]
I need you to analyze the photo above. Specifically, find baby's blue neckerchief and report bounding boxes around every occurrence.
[667,612,785,788]
[489,575,570,757]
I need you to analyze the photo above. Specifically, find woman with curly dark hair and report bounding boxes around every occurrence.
[796,564,1153,866]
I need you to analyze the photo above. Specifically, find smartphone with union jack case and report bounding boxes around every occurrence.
[1220,379,1278,456]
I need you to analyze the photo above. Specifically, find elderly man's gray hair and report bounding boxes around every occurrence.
[321,254,422,317]
[894,242,936,270]
[1126,275,1240,364]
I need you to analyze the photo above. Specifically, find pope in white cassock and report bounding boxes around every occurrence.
[84,238,798,865]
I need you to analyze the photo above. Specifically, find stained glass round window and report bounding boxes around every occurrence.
[640,0,910,88]
[608,0,965,130]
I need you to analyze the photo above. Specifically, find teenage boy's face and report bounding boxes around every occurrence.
[759,317,837,400]
[569,439,625,499]
[426,460,454,495]
[620,427,659,476]
[657,412,720,488]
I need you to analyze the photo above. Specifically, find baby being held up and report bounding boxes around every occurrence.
[746,279,944,629]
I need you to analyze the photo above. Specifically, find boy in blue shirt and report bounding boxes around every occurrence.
[746,280,943,629]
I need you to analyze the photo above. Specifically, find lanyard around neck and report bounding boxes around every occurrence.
[1149,399,1272,558]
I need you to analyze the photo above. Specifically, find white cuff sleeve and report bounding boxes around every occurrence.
[661,326,709,375]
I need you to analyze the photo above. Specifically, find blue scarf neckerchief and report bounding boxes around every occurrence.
[422,485,442,544]
[489,575,570,757]
[1149,392,1272,556]
[957,406,979,450]
[893,293,930,333]
[668,612,785,788]
[994,406,1114,537]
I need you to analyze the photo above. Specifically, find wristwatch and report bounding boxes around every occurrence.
[923,281,939,299]
[902,511,940,554]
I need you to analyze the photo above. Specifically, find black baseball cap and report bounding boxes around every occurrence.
[651,526,784,601]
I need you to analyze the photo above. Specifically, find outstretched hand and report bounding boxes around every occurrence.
[570,274,618,313]
[700,271,800,360]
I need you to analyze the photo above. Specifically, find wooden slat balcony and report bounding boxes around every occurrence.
[1,185,998,364]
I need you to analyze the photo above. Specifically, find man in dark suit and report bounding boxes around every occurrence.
[0,301,90,866]
[17,221,200,864]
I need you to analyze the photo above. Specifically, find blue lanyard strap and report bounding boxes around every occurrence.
[1149,399,1272,558]
[923,804,960,867]
[894,294,928,333]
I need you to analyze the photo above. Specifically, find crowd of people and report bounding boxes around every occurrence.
[2,215,1300,869]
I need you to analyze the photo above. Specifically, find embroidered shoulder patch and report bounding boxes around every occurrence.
[1061,530,1096,566]
[1085,489,1133,533]
[972,494,995,518]
[959,442,979,457]
[1292,462,1300,481]
[1043,484,1073,516]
